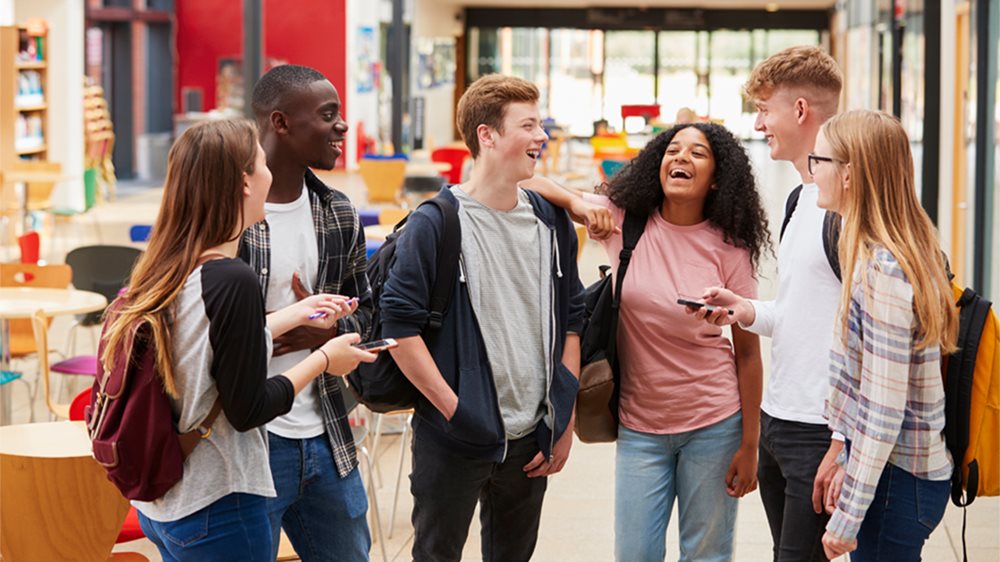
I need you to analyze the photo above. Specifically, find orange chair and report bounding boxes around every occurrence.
[358,158,406,204]
[68,388,147,544]
[430,147,470,184]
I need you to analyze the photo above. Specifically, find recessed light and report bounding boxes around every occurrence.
[765,3,780,11]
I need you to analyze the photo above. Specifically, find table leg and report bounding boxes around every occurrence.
[1,318,12,425]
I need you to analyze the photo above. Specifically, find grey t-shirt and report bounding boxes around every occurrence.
[452,186,550,438]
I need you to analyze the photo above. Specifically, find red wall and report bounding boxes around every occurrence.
[175,0,348,118]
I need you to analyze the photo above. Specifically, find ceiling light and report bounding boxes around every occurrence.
[765,3,780,11]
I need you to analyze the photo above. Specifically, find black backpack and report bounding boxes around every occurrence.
[346,194,461,413]
[780,184,842,282]
[575,211,646,442]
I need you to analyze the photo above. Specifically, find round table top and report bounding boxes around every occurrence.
[0,287,107,319]
[0,420,92,458]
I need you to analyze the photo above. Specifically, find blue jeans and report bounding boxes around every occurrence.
[852,463,950,562]
[137,492,272,562]
[266,432,371,562]
[615,412,743,562]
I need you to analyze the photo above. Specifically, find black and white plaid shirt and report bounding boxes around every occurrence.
[239,169,373,478]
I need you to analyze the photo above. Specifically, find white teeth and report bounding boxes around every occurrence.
[526,150,539,159]
[670,169,692,179]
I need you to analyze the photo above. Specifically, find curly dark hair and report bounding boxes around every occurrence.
[602,122,772,269]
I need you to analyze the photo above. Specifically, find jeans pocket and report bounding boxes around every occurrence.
[162,504,211,548]
[914,476,950,532]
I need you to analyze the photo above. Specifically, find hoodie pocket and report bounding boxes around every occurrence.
[447,367,503,444]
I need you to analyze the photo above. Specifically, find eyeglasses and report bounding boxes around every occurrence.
[807,154,846,176]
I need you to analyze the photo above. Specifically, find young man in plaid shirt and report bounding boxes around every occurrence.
[241,64,373,562]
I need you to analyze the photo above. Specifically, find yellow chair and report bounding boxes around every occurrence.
[575,224,587,260]
[30,309,71,420]
[17,160,62,213]
[359,159,406,205]
[378,207,409,227]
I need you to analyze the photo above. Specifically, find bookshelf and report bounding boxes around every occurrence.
[1,23,49,170]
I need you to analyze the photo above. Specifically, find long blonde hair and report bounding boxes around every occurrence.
[823,110,957,352]
[101,119,259,396]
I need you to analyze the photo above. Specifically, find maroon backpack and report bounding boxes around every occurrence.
[86,296,221,501]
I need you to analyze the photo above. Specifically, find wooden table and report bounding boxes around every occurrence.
[1,168,74,233]
[0,421,130,561]
[0,287,107,425]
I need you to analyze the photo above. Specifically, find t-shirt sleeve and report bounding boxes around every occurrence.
[200,260,294,432]
[725,247,758,300]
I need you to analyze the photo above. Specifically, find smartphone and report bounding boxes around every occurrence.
[676,298,734,316]
[353,338,399,352]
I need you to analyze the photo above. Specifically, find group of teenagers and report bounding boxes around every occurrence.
[107,44,959,562]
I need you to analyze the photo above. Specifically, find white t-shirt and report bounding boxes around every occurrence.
[264,188,325,438]
[744,183,842,425]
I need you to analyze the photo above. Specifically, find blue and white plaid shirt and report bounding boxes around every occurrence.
[826,246,953,541]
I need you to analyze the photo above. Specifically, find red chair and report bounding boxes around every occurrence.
[18,231,40,264]
[430,147,470,184]
[69,389,146,543]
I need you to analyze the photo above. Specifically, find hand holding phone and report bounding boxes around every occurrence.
[352,338,399,353]
[677,298,734,316]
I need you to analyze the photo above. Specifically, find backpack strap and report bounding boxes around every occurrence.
[780,185,843,282]
[169,252,229,458]
[608,211,647,354]
[946,289,992,508]
[177,399,223,458]
[822,211,843,282]
[420,195,461,330]
[779,184,803,241]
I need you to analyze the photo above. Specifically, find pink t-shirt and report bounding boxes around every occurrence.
[585,194,758,434]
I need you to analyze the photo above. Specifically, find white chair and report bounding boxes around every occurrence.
[351,423,388,562]
[370,409,414,538]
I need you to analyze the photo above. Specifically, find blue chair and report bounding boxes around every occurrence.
[129,224,152,243]
[600,159,626,180]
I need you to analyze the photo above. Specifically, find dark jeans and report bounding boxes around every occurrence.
[410,429,548,562]
[137,493,271,562]
[758,411,832,562]
[852,463,950,562]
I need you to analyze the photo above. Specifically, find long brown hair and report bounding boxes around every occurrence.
[101,119,259,396]
[823,110,957,352]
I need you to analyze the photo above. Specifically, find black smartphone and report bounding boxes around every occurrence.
[352,338,399,352]
[676,298,734,316]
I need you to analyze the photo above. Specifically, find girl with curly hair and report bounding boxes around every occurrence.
[525,121,771,561]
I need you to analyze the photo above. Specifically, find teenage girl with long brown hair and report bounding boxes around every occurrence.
[101,119,376,561]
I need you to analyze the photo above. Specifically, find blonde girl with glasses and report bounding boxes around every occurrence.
[809,110,957,561]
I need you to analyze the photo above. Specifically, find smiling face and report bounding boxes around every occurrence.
[282,79,348,170]
[812,130,846,212]
[753,86,808,163]
[484,101,548,182]
[659,127,716,206]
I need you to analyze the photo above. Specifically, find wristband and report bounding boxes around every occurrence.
[835,447,848,467]
[317,348,330,374]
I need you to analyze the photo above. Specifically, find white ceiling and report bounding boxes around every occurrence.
[453,0,835,8]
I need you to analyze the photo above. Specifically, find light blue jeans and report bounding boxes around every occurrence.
[615,412,743,562]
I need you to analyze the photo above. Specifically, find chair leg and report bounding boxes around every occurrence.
[370,413,384,487]
[388,415,412,539]
[63,321,80,358]
[358,443,388,562]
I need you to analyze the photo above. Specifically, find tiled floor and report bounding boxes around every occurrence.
[4,153,998,561]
